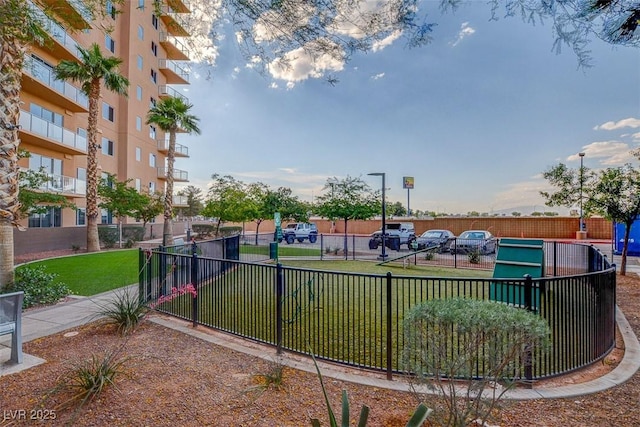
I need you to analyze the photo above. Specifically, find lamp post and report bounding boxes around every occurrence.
[579,152,585,235]
[368,172,387,260]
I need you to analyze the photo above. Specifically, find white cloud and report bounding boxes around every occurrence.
[450,22,475,47]
[567,141,634,165]
[267,40,345,83]
[593,117,640,130]
[632,132,640,142]
[372,29,402,52]
[371,72,385,80]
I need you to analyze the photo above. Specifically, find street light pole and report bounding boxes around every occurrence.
[579,152,585,234]
[368,172,387,259]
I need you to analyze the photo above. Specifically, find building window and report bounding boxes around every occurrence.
[138,25,144,40]
[149,181,156,193]
[138,0,144,9]
[105,34,115,53]
[152,14,158,29]
[101,137,115,156]
[135,178,141,191]
[149,153,156,167]
[106,0,116,19]
[135,147,141,161]
[150,69,157,83]
[29,153,62,176]
[101,209,114,225]
[137,55,143,70]
[149,125,156,139]
[136,85,142,100]
[102,102,114,122]
[149,97,156,109]
[30,103,63,126]
[76,208,86,226]
[136,116,142,131]
[151,41,158,57]
[29,207,61,228]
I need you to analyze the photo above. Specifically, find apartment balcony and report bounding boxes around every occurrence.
[28,1,81,61]
[19,110,87,156]
[157,138,189,157]
[159,32,190,61]
[22,58,89,113]
[158,85,188,103]
[157,167,188,182]
[159,5,190,36]
[21,168,86,197]
[39,0,93,29]
[166,0,191,13]
[158,59,189,84]
[173,195,188,207]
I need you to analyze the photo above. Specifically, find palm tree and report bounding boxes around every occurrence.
[0,0,52,287]
[54,43,129,252]
[146,97,200,246]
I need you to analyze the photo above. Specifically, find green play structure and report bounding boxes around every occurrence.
[490,238,544,309]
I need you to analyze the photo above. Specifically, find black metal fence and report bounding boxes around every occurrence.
[139,237,616,383]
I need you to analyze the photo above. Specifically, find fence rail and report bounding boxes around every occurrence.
[139,236,616,383]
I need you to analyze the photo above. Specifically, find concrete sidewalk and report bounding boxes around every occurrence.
[1,270,639,400]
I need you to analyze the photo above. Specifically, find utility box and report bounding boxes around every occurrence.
[614,220,640,255]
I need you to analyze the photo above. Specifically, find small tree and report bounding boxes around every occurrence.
[18,167,75,223]
[176,185,204,219]
[98,175,148,248]
[201,174,252,236]
[315,176,379,255]
[541,161,640,275]
[402,298,550,427]
[135,190,163,240]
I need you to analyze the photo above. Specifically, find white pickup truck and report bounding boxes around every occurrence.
[280,222,318,244]
[369,222,416,250]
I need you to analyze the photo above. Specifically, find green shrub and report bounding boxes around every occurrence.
[6,265,72,308]
[467,250,480,264]
[122,225,145,242]
[192,223,215,238]
[98,226,118,248]
[54,347,130,411]
[402,298,550,427]
[96,288,148,336]
[424,250,436,261]
[218,225,242,236]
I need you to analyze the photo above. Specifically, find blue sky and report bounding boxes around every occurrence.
[174,2,640,215]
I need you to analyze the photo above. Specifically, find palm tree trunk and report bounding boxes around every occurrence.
[0,26,27,287]
[163,129,176,245]
[86,80,101,252]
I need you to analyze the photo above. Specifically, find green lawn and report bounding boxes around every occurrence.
[17,250,139,296]
[278,260,493,278]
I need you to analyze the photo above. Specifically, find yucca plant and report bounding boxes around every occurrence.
[96,288,148,335]
[310,353,431,427]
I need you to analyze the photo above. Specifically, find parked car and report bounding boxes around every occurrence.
[280,222,318,244]
[369,222,416,250]
[415,229,455,252]
[450,230,497,255]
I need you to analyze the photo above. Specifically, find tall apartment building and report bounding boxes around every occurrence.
[18,0,191,230]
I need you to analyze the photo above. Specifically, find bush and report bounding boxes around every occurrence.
[96,288,148,336]
[98,226,118,248]
[467,249,480,264]
[6,265,72,308]
[402,298,550,427]
[192,223,215,238]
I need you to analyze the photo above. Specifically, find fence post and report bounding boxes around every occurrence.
[159,245,167,296]
[553,241,557,277]
[386,271,393,381]
[320,234,324,261]
[138,249,145,304]
[276,263,284,355]
[523,273,533,386]
[352,234,356,260]
[191,252,198,328]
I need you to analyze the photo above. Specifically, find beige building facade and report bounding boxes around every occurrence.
[18,0,191,229]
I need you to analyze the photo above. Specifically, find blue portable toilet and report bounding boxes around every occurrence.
[614,220,640,255]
